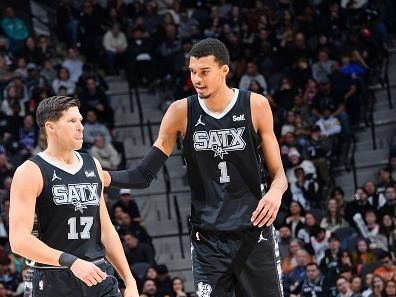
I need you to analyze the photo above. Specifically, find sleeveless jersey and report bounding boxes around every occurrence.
[183,89,264,231]
[30,152,104,262]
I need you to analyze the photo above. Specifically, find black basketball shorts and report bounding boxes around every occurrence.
[191,225,284,297]
[24,258,121,297]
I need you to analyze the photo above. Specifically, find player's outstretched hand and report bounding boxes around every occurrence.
[124,285,139,297]
[70,259,107,287]
[251,188,283,227]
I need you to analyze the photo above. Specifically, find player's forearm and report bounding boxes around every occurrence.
[109,146,168,188]
[269,168,288,194]
[10,233,62,266]
[102,229,136,288]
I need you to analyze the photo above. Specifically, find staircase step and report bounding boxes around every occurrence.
[353,148,389,164]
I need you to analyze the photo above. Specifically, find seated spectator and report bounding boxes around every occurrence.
[351,276,363,296]
[310,225,331,264]
[384,280,395,297]
[0,7,28,56]
[144,266,158,281]
[289,167,318,210]
[0,283,8,297]
[352,239,377,274]
[171,277,190,297]
[311,49,334,84]
[377,168,393,204]
[18,114,37,159]
[112,189,142,224]
[40,60,57,85]
[123,233,155,266]
[336,276,361,297]
[315,106,342,137]
[83,110,112,146]
[273,77,297,112]
[90,134,120,170]
[345,187,373,227]
[117,212,150,245]
[1,86,26,118]
[283,249,309,296]
[22,36,39,63]
[365,180,386,211]
[362,273,374,297]
[340,52,367,78]
[300,262,328,297]
[321,235,342,293]
[238,62,267,92]
[340,251,355,274]
[370,275,385,297]
[284,201,305,239]
[52,67,75,96]
[364,209,380,237]
[278,225,293,261]
[36,35,57,66]
[0,260,19,294]
[378,214,395,253]
[379,185,396,219]
[102,23,127,75]
[32,132,47,155]
[282,239,304,274]
[0,154,14,190]
[320,198,349,232]
[156,264,173,297]
[141,279,158,297]
[62,48,83,83]
[286,147,317,184]
[373,253,396,282]
[79,77,113,128]
[297,211,318,246]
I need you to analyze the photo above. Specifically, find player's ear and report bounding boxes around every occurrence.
[222,65,229,75]
[45,121,55,134]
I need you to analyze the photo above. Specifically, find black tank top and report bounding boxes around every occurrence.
[30,152,105,261]
[183,89,264,231]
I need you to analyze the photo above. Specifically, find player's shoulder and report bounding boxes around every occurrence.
[13,160,43,186]
[168,98,188,112]
[248,91,271,111]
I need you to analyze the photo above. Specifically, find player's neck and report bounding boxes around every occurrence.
[43,146,78,165]
[202,86,234,114]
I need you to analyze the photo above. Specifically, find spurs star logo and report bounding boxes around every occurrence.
[196,282,212,297]
[195,115,205,127]
[258,231,268,243]
[52,170,62,181]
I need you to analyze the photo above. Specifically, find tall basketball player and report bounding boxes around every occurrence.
[106,38,288,296]
[9,96,138,297]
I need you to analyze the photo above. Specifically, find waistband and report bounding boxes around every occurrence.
[26,257,106,270]
[192,225,266,238]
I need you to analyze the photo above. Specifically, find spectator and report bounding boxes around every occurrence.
[365,181,385,211]
[278,225,293,261]
[297,211,318,246]
[36,35,56,65]
[315,106,342,137]
[284,201,305,239]
[22,36,39,63]
[379,185,396,219]
[345,187,373,227]
[83,110,112,146]
[32,132,47,155]
[171,277,189,297]
[336,276,361,297]
[102,23,127,75]
[340,251,355,273]
[117,212,150,245]
[0,7,29,55]
[18,114,37,158]
[238,62,267,92]
[123,233,155,266]
[52,67,75,96]
[1,86,26,117]
[273,77,297,112]
[300,262,328,297]
[351,276,363,296]
[283,249,310,297]
[289,167,318,210]
[320,235,342,292]
[311,49,334,83]
[286,147,317,184]
[310,225,331,264]
[40,60,57,85]
[377,168,394,203]
[90,134,120,170]
[141,279,158,297]
[352,239,377,274]
[282,239,304,274]
[363,273,375,297]
[373,253,396,282]
[0,154,14,190]
[384,280,395,297]
[112,189,142,224]
[320,198,349,232]
[0,283,8,297]
[79,77,113,128]
[364,209,380,237]
[379,214,395,253]
[62,48,83,83]
[156,264,173,297]
[144,266,158,281]
[370,276,385,297]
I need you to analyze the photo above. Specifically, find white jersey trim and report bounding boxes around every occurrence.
[38,151,83,175]
[198,88,239,119]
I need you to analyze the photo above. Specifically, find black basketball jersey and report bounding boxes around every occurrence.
[183,89,264,231]
[29,152,105,262]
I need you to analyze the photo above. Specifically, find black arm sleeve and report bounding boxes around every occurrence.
[109,146,168,189]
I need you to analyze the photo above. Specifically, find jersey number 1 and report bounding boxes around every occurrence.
[218,161,230,183]
[68,217,94,239]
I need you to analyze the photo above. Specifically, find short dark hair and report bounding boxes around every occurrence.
[306,262,319,269]
[189,38,230,66]
[36,96,80,133]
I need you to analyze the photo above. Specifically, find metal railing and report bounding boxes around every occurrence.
[381,47,393,109]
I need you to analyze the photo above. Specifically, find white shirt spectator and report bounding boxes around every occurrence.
[287,160,317,183]
[103,30,127,53]
[315,116,341,136]
[83,122,112,145]
[52,78,75,96]
[238,62,267,91]
[63,57,83,83]
[310,230,331,264]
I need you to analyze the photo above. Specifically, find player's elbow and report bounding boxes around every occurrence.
[9,233,25,255]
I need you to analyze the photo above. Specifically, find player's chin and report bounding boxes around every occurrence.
[73,139,83,150]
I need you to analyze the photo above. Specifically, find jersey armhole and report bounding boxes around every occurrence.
[27,158,45,201]
[183,96,194,143]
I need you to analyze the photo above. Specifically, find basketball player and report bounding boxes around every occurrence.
[106,38,288,296]
[9,96,138,297]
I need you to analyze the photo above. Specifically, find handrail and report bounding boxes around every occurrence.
[369,90,377,150]
[383,47,393,109]
[350,137,358,190]
[173,195,185,259]
[128,79,145,145]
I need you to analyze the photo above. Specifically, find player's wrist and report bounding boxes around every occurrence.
[59,252,78,268]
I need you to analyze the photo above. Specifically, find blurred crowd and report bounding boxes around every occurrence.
[0,0,395,296]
